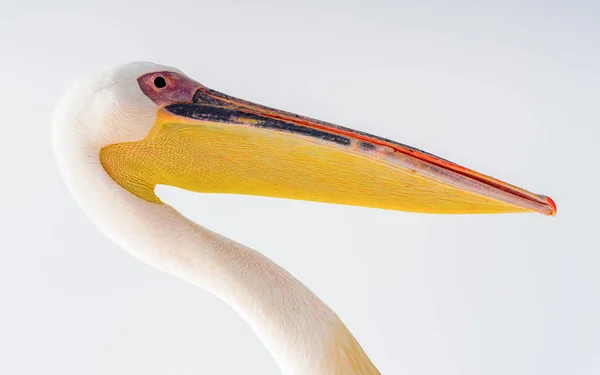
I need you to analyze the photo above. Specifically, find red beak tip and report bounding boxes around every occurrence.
[543,195,557,216]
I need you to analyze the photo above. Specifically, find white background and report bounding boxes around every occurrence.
[1,1,598,374]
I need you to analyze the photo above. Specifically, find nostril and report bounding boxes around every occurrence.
[153,76,167,88]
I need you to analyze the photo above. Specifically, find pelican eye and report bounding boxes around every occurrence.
[153,76,167,89]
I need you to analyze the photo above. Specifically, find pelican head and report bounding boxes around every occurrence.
[53,61,556,216]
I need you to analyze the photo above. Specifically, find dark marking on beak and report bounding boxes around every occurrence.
[359,141,377,151]
[165,103,352,146]
[192,89,225,106]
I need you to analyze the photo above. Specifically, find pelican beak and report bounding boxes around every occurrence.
[100,73,556,216]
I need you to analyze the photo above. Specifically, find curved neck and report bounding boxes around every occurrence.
[54,134,379,375]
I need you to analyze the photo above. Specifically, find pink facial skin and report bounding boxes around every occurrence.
[137,71,203,106]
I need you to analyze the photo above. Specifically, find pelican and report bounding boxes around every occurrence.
[52,62,556,374]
